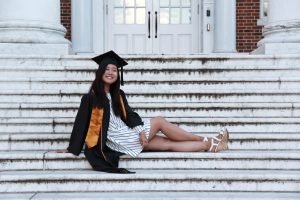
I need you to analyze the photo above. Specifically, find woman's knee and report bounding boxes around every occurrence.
[149,116,168,139]
[151,116,167,128]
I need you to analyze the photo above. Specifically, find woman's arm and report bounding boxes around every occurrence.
[120,90,149,147]
[120,90,144,128]
[67,94,92,155]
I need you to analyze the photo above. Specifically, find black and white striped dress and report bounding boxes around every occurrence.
[106,94,151,157]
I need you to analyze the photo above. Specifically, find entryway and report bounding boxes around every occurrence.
[106,0,201,54]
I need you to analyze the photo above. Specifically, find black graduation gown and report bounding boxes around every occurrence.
[67,90,143,173]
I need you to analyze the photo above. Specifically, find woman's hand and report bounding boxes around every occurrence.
[139,132,148,148]
[56,149,69,153]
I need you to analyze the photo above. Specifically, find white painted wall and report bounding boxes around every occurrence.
[268,0,300,25]
[214,0,236,53]
[71,0,105,54]
[71,0,93,53]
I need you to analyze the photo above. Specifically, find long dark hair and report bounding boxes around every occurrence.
[89,64,122,116]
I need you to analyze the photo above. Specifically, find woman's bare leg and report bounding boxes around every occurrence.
[146,116,227,152]
[144,135,210,152]
[148,116,205,141]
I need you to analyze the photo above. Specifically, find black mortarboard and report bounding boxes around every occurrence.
[92,50,128,85]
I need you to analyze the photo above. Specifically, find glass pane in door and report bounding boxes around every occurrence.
[125,8,135,24]
[181,0,190,7]
[160,8,170,24]
[114,0,124,7]
[170,0,180,7]
[114,0,146,24]
[114,8,124,24]
[136,8,146,24]
[160,0,192,25]
[125,0,134,7]
[136,0,146,7]
[170,8,180,24]
[160,0,169,7]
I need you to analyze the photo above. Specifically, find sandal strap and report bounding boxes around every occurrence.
[219,127,228,135]
[208,137,221,152]
[208,127,229,152]
[213,136,221,142]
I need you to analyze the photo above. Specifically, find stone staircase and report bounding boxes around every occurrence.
[0,54,299,199]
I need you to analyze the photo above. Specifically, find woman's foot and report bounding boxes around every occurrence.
[218,127,229,151]
[207,127,229,152]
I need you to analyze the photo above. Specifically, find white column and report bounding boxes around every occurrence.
[213,0,236,53]
[254,0,300,54]
[71,0,93,53]
[92,0,105,53]
[0,0,72,55]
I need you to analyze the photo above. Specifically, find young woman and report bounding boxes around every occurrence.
[65,51,229,174]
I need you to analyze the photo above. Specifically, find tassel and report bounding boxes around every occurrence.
[120,65,124,86]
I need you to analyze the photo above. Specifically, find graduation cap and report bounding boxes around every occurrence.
[92,50,128,85]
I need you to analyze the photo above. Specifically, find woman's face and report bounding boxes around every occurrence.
[102,64,118,86]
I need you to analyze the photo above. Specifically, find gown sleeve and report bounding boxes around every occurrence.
[120,89,144,128]
[67,94,92,156]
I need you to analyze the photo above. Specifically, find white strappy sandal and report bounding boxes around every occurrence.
[206,127,229,152]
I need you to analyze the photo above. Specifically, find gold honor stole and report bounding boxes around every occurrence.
[85,94,127,148]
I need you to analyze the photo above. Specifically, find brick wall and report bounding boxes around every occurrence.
[60,0,71,40]
[236,0,263,52]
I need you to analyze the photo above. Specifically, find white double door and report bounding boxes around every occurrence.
[107,0,199,54]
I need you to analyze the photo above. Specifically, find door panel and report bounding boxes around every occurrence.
[132,34,146,53]
[153,0,198,54]
[113,34,128,53]
[108,0,152,54]
[178,34,192,54]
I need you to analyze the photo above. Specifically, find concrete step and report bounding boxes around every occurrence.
[2,78,300,91]
[1,117,300,133]
[1,169,299,193]
[0,150,299,171]
[1,89,300,103]
[2,55,300,69]
[3,68,300,80]
[1,56,300,69]
[1,54,300,196]
[1,102,300,118]
[1,192,300,200]
[0,54,300,68]
[1,77,300,82]
[0,68,300,79]
[0,133,68,151]
[2,56,300,80]
[1,132,299,151]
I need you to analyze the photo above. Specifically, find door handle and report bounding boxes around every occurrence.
[207,23,210,31]
[148,11,151,38]
[155,11,158,38]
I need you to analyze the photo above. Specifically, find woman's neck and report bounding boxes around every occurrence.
[104,84,110,93]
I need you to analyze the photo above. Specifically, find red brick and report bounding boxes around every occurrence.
[236,0,262,52]
[60,0,71,40]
